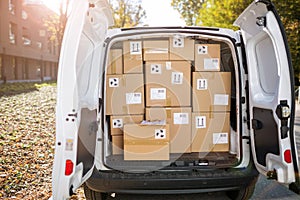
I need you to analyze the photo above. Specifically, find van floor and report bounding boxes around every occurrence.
[105,152,238,171]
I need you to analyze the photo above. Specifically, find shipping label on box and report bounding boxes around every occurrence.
[170,36,194,61]
[145,61,191,107]
[191,112,230,152]
[106,74,145,115]
[110,115,144,135]
[143,40,169,61]
[123,41,143,74]
[194,44,220,71]
[146,107,192,153]
[192,72,231,112]
[124,124,170,160]
[107,49,123,74]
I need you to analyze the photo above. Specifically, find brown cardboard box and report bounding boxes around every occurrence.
[194,44,220,71]
[192,72,231,112]
[110,115,144,135]
[143,40,169,61]
[146,107,191,153]
[106,74,145,115]
[169,36,194,61]
[191,112,230,152]
[124,124,170,160]
[123,41,143,73]
[112,135,123,155]
[145,61,191,107]
[107,49,123,74]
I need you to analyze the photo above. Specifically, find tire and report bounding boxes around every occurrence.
[84,184,108,200]
[226,176,258,200]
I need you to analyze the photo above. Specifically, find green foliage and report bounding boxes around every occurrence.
[171,0,204,26]
[110,0,146,28]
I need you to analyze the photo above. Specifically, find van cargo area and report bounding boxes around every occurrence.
[103,32,239,172]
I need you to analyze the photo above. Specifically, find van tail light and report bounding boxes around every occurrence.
[284,149,292,163]
[65,159,74,176]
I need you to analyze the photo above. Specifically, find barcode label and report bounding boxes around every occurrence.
[130,41,142,55]
[204,58,219,70]
[213,133,228,144]
[195,116,206,129]
[150,88,166,100]
[126,93,142,104]
[173,113,189,124]
[197,79,208,90]
[214,94,229,105]
[172,72,183,84]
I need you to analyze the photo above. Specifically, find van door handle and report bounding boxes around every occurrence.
[252,119,263,130]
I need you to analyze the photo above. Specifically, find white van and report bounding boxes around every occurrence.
[51,0,300,199]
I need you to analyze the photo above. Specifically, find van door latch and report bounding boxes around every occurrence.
[252,119,263,130]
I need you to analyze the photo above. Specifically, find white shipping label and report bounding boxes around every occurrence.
[204,58,219,70]
[173,113,189,124]
[126,93,142,104]
[166,62,172,70]
[197,79,208,90]
[109,78,119,87]
[150,88,166,100]
[112,119,123,128]
[130,41,142,55]
[155,129,166,139]
[214,94,229,105]
[171,72,183,84]
[195,116,206,129]
[173,36,184,48]
[150,64,162,74]
[198,45,208,54]
[213,133,228,144]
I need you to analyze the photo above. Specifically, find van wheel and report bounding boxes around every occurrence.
[83,184,108,200]
[226,177,258,200]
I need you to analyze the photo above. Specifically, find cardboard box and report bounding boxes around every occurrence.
[110,115,144,135]
[107,49,123,74]
[169,36,194,61]
[124,124,170,160]
[145,61,191,107]
[143,40,169,61]
[112,135,123,155]
[146,107,191,153]
[123,41,143,73]
[192,72,231,112]
[106,74,145,115]
[191,112,230,152]
[194,44,220,71]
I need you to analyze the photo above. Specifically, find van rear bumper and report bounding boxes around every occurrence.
[85,166,259,194]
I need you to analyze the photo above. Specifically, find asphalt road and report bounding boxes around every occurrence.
[104,104,300,200]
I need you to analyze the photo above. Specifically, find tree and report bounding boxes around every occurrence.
[171,0,204,26]
[110,0,146,28]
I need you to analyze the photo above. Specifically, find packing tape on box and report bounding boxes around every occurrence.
[124,140,169,145]
[166,98,172,107]
[209,111,214,119]
[166,109,171,119]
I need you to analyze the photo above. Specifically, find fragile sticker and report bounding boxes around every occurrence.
[195,116,206,129]
[197,79,208,90]
[130,41,142,55]
[126,93,142,104]
[213,133,228,144]
[173,36,184,48]
[173,113,189,124]
[112,118,123,128]
[150,88,166,100]
[150,64,162,74]
[171,72,183,84]
[214,94,229,105]
[166,62,172,70]
[204,58,219,70]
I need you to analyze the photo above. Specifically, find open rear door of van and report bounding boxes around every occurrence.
[234,0,300,187]
[51,0,113,199]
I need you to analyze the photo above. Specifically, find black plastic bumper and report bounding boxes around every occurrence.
[85,165,259,194]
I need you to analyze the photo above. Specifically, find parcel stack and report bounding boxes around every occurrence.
[105,35,231,161]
